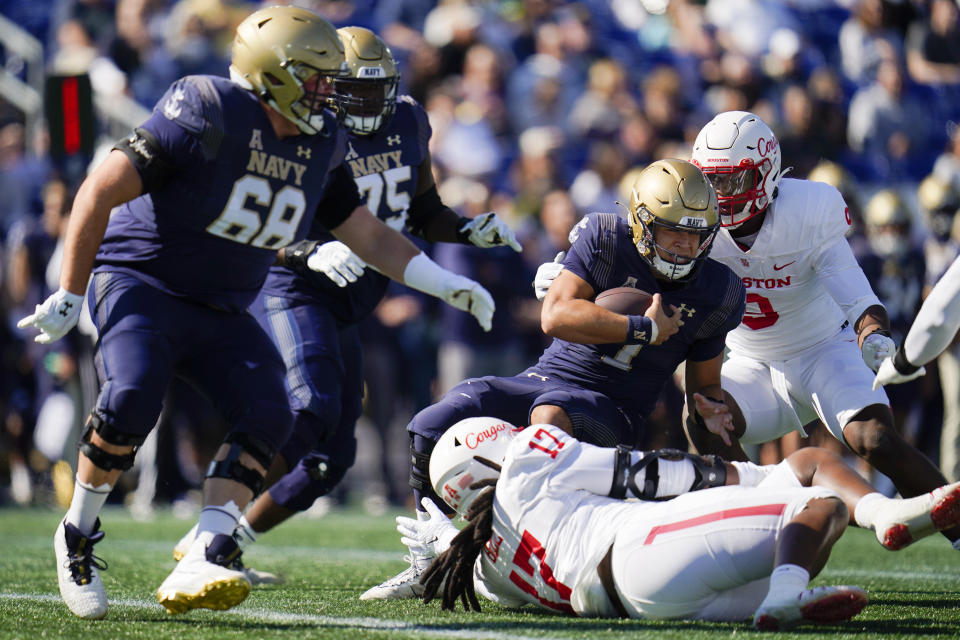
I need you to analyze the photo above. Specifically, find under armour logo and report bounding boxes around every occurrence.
[386,135,401,146]
[677,304,696,318]
[297,146,311,159]
[163,87,186,120]
[740,258,750,267]
[58,301,74,317]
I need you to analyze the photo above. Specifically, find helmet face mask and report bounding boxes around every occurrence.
[628,159,720,282]
[231,6,348,136]
[691,111,782,228]
[429,417,522,516]
[336,27,400,136]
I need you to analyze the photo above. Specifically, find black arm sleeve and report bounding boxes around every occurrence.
[113,127,176,193]
[317,164,363,230]
[406,184,468,240]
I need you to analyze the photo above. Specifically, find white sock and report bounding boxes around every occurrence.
[197,500,242,538]
[65,477,112,535]
[853,492,888,530]
[764,564,810,602]
[233,515,258,550]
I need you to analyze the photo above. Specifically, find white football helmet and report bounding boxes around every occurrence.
[691,111,782,228]
[429,417,522,516]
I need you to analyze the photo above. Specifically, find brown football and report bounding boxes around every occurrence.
[594,287,654,315]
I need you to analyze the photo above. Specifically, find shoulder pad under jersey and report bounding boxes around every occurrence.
[155,75,225,160]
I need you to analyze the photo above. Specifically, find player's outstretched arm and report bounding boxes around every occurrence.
[875,256,960,388]
[683,355,749,461]
[405,156,521,252]
[328,204,495,331]
[18,151,142,343]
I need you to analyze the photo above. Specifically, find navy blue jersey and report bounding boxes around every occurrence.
[261,96,431,324]
[94,75,350,313]
[533,213,746,422]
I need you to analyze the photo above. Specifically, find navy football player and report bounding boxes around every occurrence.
[18,7,494,619]
[361,159,747,599]
[169,27,521,583]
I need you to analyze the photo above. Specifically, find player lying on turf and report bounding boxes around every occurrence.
[404,417,960,630]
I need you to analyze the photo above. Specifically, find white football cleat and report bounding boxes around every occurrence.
[157,532,250,614]
[753,585,868,630]
[54,519,108,620]
[359,552,433,600]
[172,523,199,561]
[874,481,960,550]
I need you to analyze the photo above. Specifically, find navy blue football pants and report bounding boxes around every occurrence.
[88,271,292,456]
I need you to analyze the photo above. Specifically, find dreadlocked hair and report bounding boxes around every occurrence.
[420,477,498,612]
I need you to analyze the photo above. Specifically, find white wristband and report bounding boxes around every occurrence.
[402,252,448,298]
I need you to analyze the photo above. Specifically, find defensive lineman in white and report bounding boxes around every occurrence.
[873,255,960,388]
[405,418,960,629]
[684,112,956,535]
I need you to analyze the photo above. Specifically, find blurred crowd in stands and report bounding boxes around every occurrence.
[1,0,960,515]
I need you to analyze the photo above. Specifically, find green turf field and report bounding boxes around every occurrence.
[2,505,958,639]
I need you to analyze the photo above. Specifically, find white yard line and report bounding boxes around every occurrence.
[0,592,548,640]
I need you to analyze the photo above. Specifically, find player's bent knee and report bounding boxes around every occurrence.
[843,419,898,460]
[78,411,144,472]
[206,432,276,496]
[530,405,572,435]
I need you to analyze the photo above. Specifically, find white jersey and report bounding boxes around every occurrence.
[471,425,836,620]
[710,178,880,361]
[473,425,637,617]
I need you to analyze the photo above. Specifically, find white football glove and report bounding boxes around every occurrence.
[459,213,522,252]
[873,356,926,390]
[442,274,495,332]
[861,332,896,372]
[533,251,566,301]
[305,241,367,287]
[17,287,84,344]
[403,253,496,332]
[396,498,459,557]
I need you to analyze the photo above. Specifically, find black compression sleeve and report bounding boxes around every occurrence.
[318,164,363,230]
[406,184,462,238]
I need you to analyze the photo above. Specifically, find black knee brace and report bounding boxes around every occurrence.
[205,432,275,496]
[77,412,144,472]
[610,447,727,501]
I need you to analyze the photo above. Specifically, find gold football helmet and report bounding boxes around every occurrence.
[866,189,910,228]
[918,174,960,241]
[628,158,720,281]
[231,6,347,135]
[336,27,400,136]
